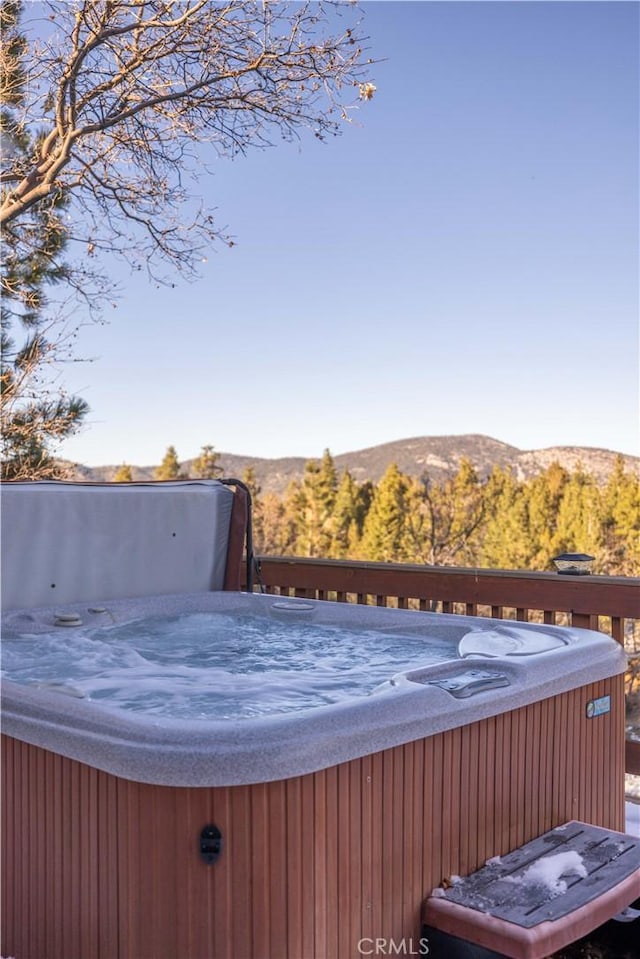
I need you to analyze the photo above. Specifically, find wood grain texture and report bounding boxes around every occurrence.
[1,677,625,959]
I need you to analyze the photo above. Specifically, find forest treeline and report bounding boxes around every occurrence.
[138,446,640,576]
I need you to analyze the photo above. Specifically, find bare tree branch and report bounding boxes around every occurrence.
[1,0,376,476]
[1,0,376,279]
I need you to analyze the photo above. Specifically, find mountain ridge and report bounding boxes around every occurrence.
[70,433,639,495]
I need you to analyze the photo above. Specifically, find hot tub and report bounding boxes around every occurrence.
[0,482,628,959]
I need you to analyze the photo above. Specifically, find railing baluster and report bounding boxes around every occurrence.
[571,613,599,631]
[626,740,640,776]
[611,617,624,646]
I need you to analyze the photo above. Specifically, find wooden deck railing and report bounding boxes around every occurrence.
[249,556,640,776]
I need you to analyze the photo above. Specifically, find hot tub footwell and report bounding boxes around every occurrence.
[1,677,625,959]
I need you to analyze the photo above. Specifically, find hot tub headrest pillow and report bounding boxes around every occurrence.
[1,480,235,610]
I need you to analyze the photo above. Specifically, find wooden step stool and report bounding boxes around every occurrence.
[422,821,640,959]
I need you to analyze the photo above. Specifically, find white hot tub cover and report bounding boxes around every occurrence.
[1,480,235,610]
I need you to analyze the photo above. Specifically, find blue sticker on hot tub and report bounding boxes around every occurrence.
[586,695,611,719]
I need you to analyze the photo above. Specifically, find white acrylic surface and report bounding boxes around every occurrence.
[1,591,627,787]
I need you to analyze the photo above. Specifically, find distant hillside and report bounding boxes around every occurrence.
[71,434,639,495]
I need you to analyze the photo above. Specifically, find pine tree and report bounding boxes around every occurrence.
[599,456,640,574]
[154,445,183,481]
[550,466,601,569]
[260,488,298,556]
[359,464,412,562]
[329,470,364,558]
[289,450,338,557]
[1,1,89,479]
[241,466,261,502]
[242,465,264,552]
[112,463,133,482]
[477,467,531,570]
[185,457,640,575]
[191,444,221,479]
[405,459,486,566]
[524,463,569,568]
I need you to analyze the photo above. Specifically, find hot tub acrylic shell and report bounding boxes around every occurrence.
[1,592,628,959]
[0,590,627,787]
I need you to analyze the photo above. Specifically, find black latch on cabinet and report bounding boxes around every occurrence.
[200,824,222,864]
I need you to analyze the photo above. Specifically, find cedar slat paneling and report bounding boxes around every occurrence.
[407,739,424,937]
[250,783,271,959]
[508,709,520,851]
[427,735,443,895]
[98,767,117,957]
[440,729,455,882]
[300,774,316,958]
[341,762,355,955]
[493,711,506,855]
[380,751,394,942]
[475,719,488,865]
[359,753,373,946]
[1,675,625,959]
[284,778,303,959]
[459,722,472,877]
[370,750,384,945]
[554,690,568,826]
[268,781,288,959]
[312,770,328,959]
[337,764,354,958]
[325,765,339,959]
[14,740,23,959]
[1,740,11,955]
[390,748,404,939]
[52,751,64,959]
[570,687,582,822]
[591,682,603,823]
[539,698,552,836]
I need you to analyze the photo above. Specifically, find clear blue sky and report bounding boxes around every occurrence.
[58,1,639,467]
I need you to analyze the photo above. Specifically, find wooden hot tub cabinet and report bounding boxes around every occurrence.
[1,675,625,959]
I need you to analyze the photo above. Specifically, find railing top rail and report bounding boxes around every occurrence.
[256,555,638,586]
[254,556,640,619]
